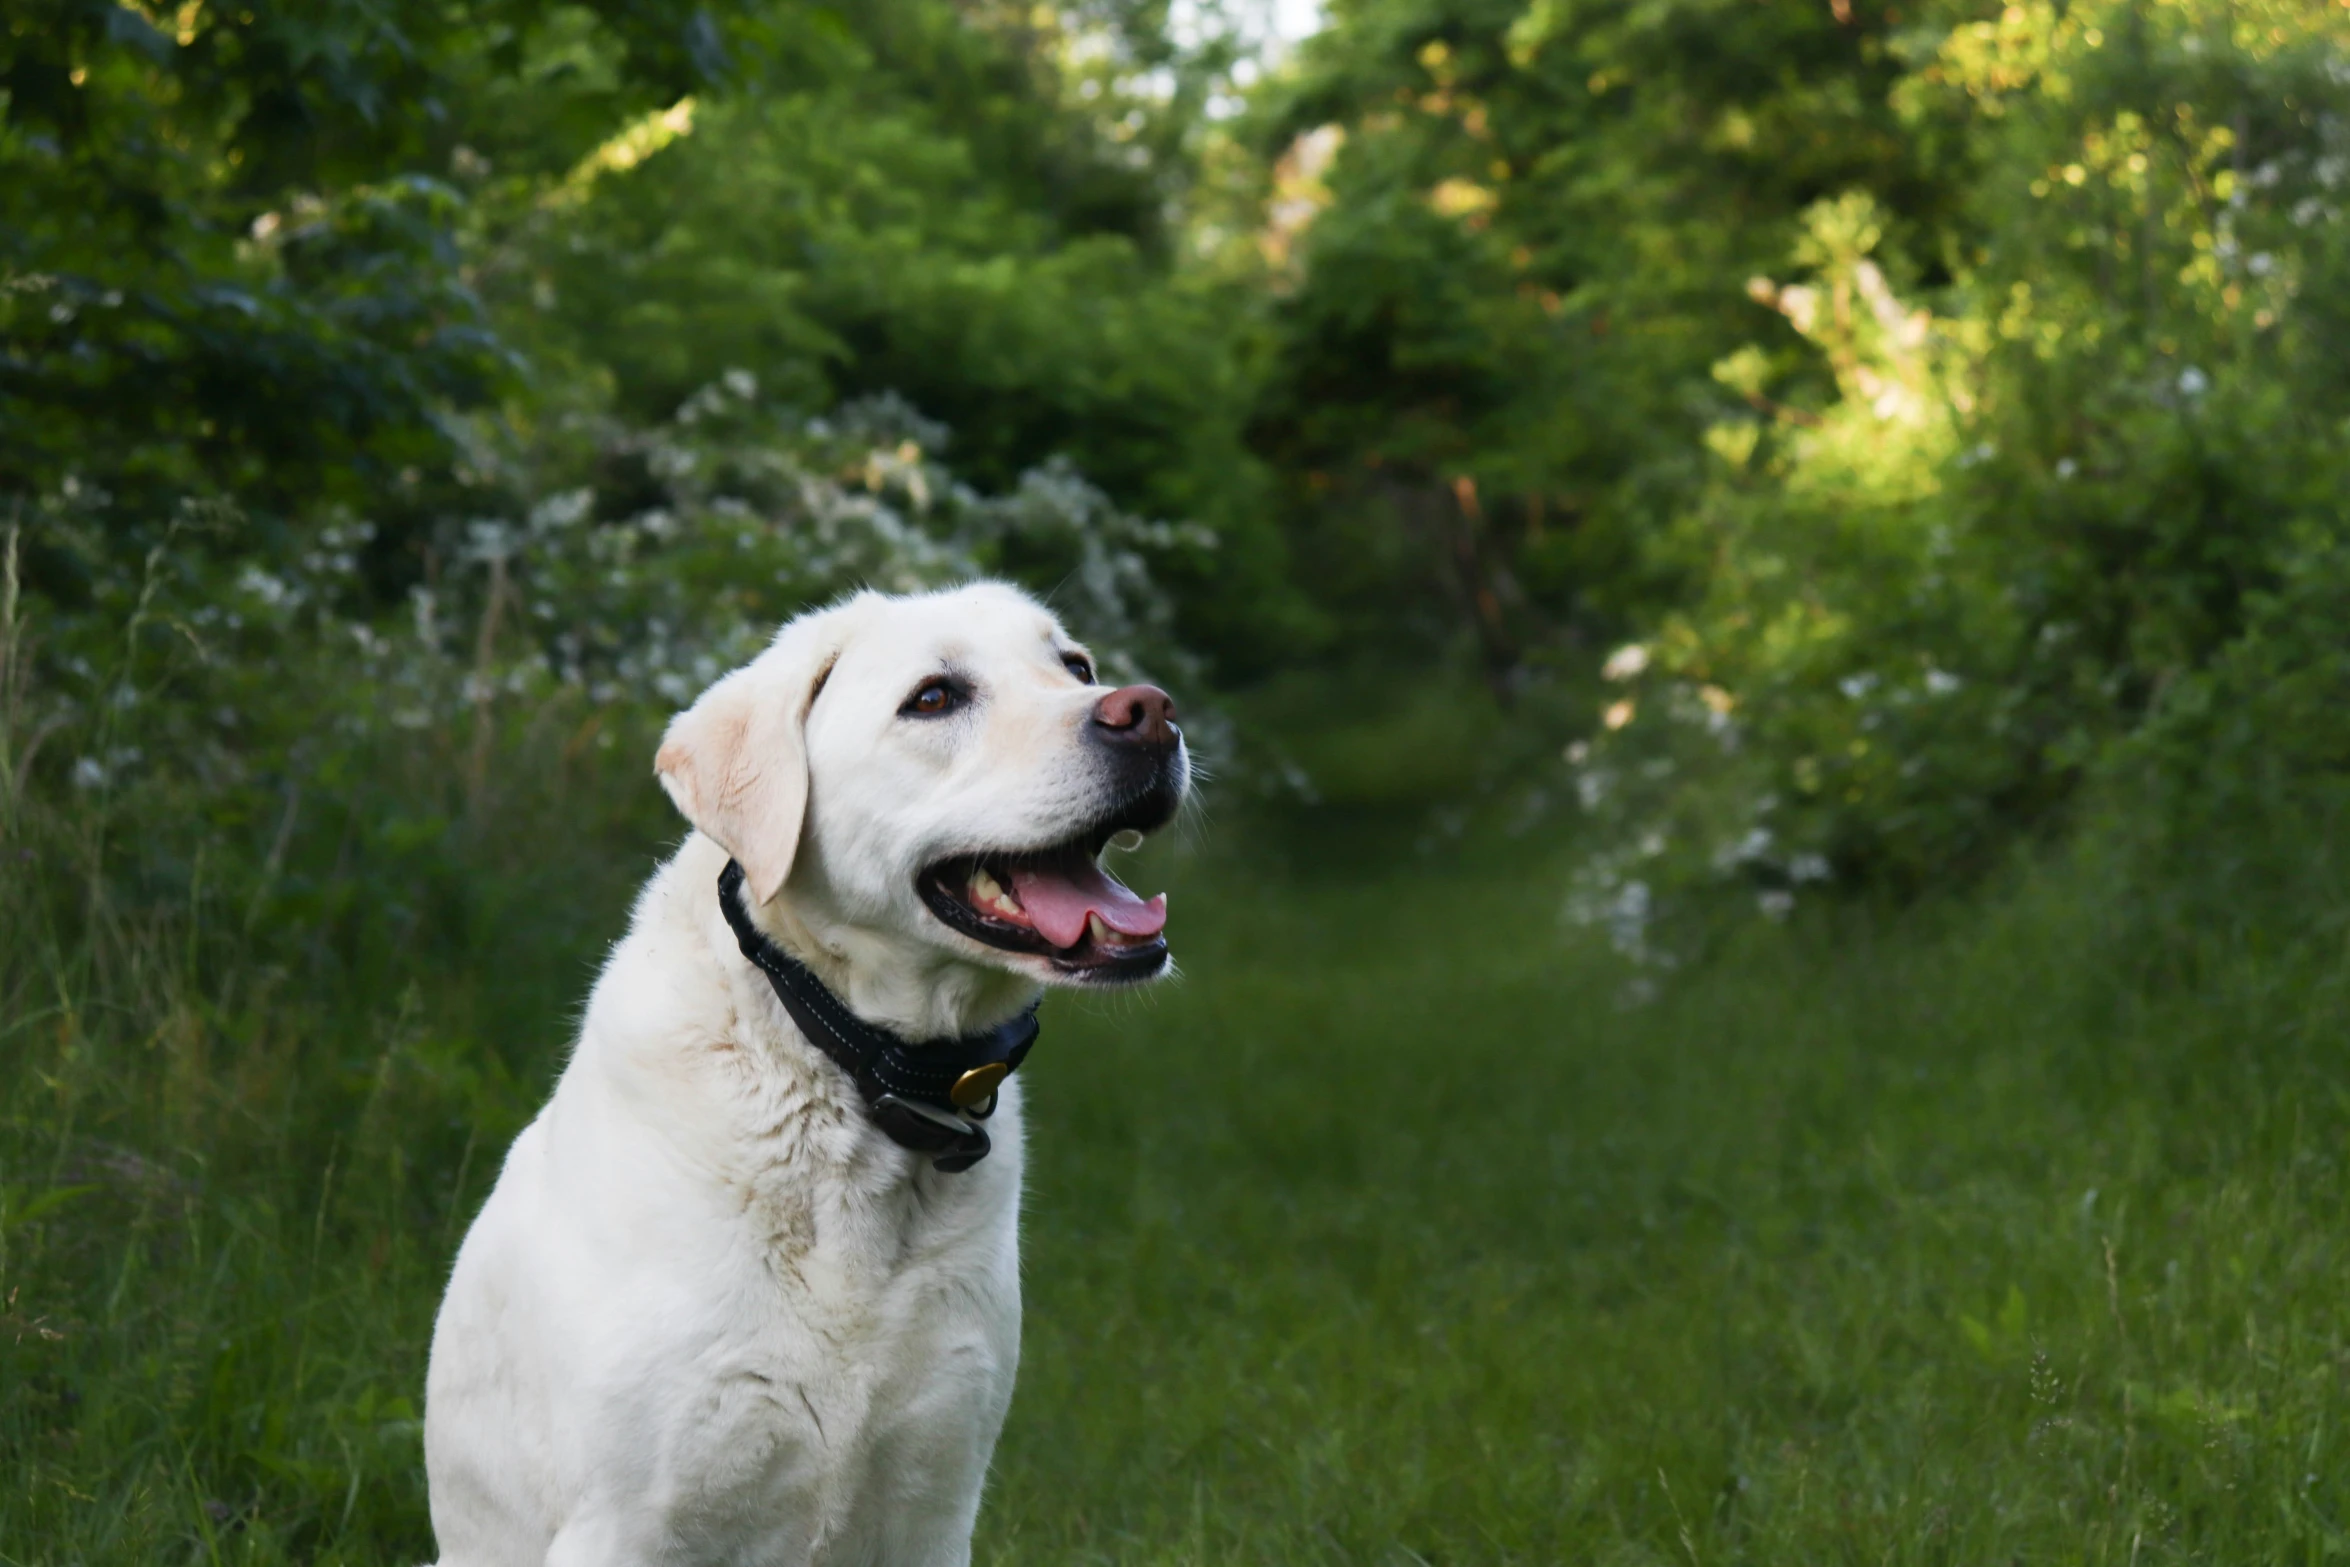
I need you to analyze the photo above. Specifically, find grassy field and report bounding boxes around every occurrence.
[6,801,2349,1564]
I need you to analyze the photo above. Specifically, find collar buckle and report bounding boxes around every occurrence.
[717,859,1038,1173]
[870,1094,992,1173]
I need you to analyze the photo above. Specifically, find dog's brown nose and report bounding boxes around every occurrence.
[1092,684,1179,747]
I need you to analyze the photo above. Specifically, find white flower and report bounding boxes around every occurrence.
[2177,366,2209,397]
[1924,668,1962,696]
[1788,853,1833,884]
[1839,672,1878,700]
[237,565,290,606]
[530,487,593,531]
[71,757,107,790]
[1608,879,1652,952]
[1602,643,1649,681]
[2055,457,2078,480]
[1757,890,1795,920]
[464,519,519,561]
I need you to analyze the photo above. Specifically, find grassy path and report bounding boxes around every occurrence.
[6,813,2349,1563]
[991,819,2350,1564]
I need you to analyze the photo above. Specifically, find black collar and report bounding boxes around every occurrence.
[717,859,1040,1173]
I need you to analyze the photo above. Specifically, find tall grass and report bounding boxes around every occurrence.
[0,532,666,1561]
[0,780,651,1560]
[4,638,2347,1562]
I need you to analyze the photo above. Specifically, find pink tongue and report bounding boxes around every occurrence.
[1007,861,1168,949]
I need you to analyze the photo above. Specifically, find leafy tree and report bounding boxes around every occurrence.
[475,0,1313,678]
[1245,0,1951,689]
[0,0,736,516]
[2,0,1305,670]
[1561,0,2350,949]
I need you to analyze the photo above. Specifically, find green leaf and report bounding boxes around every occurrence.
[1,1184,101,1233]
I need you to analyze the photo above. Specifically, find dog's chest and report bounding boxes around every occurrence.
[663,1120,1023,1561]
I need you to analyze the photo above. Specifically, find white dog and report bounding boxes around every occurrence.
[423,582,1188,1566]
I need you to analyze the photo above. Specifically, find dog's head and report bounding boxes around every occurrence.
[656,582,1189,989]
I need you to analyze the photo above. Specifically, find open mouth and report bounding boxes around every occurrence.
[919,826,1172,983]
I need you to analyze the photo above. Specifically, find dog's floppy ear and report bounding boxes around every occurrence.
[655,621,840,906]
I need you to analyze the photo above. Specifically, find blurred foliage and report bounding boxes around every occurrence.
[1,375,1207,972]
[4,0,2349,941]
[2,0,1298,664]
[1489,0,2350,953]
[2091,530,2350,962]
[1244,0,1951,690]
[0,0,733,513]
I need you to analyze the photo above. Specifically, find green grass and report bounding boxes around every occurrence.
[7,804,2350,1564]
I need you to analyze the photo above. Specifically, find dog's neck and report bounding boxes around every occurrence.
[737,877,1041,1045]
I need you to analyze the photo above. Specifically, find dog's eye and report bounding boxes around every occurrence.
[1061,654,1095,684]
[901,677,967,718]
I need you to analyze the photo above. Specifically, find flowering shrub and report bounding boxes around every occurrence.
[4,378,1208,963]
[413,375,1212,726]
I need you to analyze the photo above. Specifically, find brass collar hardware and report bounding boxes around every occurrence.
[950,1061,1010,1112]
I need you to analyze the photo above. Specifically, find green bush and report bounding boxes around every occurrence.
[2088,531,2350,967]
[0,373,1204,995]
[1558,0,2350,958]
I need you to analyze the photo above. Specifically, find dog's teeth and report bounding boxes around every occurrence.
[967,866,1025,922]
[1087,913,1132,947]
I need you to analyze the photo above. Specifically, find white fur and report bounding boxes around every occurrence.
[424,582,1184,1566]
